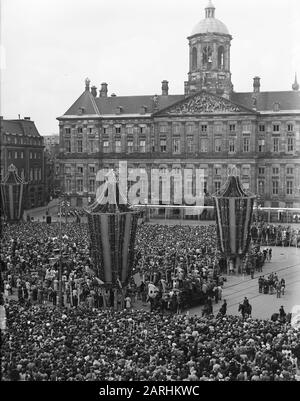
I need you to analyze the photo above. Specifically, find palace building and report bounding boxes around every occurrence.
[57,1,300,214]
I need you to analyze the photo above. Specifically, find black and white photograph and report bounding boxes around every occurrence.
[1,0,300,386]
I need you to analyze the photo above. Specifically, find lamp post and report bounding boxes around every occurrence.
[58,195,70,309]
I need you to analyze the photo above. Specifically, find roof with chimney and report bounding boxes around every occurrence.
[231,91,300,112]
[59,77,300,119]
[1,119,42,137]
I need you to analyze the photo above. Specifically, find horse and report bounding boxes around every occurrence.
[270,312,292,323]
[238,303,252,318]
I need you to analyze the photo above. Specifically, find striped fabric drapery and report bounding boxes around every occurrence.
[86,170,140,287]
[213,176,255,258]
[0,164,27,221]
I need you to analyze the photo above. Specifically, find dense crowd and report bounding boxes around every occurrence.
[1,221,299,381]
[1,302,299,381]
[251,223,300,247]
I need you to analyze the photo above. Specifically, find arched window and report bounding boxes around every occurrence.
[202,46,212,65]
[192,47,197,70]
[218,46,225,69]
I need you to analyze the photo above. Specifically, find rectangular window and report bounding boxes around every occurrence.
[215,138,222,152]
[229,124,236,132]
[259,124,265,132]
[273,138,279,152]
[126,127,133,135]
[160,139,167,153]
[115,140,121,153]
[103,141,109,153]
[89,179,95,193]
[29,152,32,159]
[139,140,146,153]
[66,179,72,193]
[160,126,167,133]
[258,167,265,175]
[273,124,280,132]
[65,140,71,152]
[65,166,71,175]
[187,137,193,153]
[215,167,221,176]
[286,181,293,195]
[272,167,279,175]
[103,127,107,134]
[89,140,94,153]
[287,167,294,175]
[77,140,83,153]
[214,181,221,192]
[174,125,180,134]
[173,138,180,154]
[65,128,71,134]
[77,127,83,134]
[242,124,251,132]
[115,127,121,134]
[151,139,155,152]
[258,180,265,195]
[272,181,279,195]
[243,138,250,152]
[215,125,222,134]
[89,166,95,174]
[15,151,18,159]
[200,138,208,152]
[201,125,207,132]
[258,139,265,152]
[242,167,250,176]
[287,124,293,132]
[30,169,33,181]
[287,137,294,152]
[229,139,235,153]
[140,127,146,134]
[77,166,83,174]
[127,140,133,153]
[186,125,193,135]
[88,128,93,134]
[77,179,83,192]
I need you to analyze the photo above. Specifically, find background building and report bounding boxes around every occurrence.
[57,1,300,214]
[0,116,46,209]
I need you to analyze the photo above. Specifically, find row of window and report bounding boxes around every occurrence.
[99,137,295,154]
[4,135,43,145]
[258,167,295,175]
[65,123,295,136]
[258,181,294,195]
[7,150,43,159]
[64,178,295,196]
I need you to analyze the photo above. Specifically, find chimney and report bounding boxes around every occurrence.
[91,86,97,97]
[161,80,169,96]
[100,82,108,97]
[253,76,260,93]
[24,117,31,120]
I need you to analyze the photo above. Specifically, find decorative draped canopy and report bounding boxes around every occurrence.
[212,175,256,258]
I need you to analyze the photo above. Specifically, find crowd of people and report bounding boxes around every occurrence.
[251,223,300,247]
[1,221,299,381]
[258,274,286,298]
[1,301,299,381]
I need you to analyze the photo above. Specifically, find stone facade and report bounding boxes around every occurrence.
[57,3,300,210]
[0,117,46,209]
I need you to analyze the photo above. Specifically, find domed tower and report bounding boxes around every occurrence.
[185,1,233,98]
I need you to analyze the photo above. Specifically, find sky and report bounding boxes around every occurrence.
[1,0,300,134]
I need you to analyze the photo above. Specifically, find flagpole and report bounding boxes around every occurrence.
[59,199,63,310]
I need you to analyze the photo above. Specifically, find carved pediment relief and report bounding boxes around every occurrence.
[156,91,254,115]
